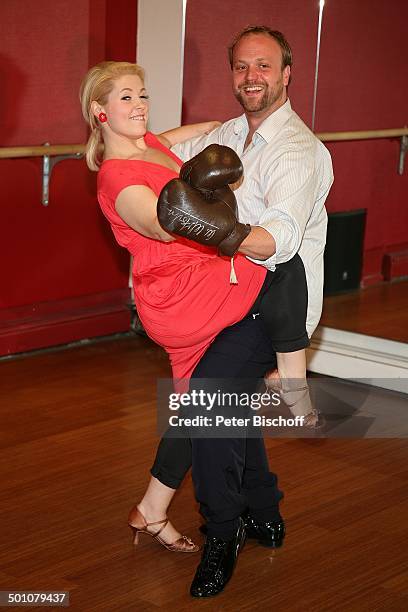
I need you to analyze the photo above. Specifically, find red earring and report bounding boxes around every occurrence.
[98,112,107,123]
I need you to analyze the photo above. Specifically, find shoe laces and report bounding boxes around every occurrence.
[202,538,227,572]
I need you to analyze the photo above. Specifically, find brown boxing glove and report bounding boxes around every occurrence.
[217,223,251,257]
[180,144,243,191]
[157,179,250,255]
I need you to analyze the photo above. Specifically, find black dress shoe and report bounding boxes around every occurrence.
[190,518,246,598]
[243,511,285,548]
[200,512,285,548]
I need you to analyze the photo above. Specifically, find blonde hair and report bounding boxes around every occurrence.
[79,61,145,171]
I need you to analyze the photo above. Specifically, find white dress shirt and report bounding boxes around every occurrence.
[172,100,334,336]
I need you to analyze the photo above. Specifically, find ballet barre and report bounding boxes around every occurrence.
[317,128,408,176]
[0,144,85,158]
[317,127,408,141]
[320,128,408,176]
[0,127,406,205]
[0,143,85,206]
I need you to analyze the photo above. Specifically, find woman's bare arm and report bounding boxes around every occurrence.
[158,121,222,147]
[115,185,175,242]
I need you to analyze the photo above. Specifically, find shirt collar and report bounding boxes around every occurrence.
[233,99,292,142]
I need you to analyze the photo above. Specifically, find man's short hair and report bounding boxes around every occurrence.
[228,25,293,71]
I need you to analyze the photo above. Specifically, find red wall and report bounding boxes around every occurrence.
[0,0,137,355]
[182,0,408,284]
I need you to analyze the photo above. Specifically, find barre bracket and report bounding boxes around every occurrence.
[42,142,83,206]
[398,134,407,176]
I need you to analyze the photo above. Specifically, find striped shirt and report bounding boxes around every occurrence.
[172,100,334,335]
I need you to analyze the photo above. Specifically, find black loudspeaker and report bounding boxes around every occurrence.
[324,209,366,295]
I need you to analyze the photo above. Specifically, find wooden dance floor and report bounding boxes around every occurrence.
[321,280,408,343]
[1,334,408,611]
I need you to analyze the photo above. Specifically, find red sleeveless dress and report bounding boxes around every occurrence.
[97,132,266,384]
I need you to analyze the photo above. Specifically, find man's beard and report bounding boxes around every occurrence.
[234,79,284,114]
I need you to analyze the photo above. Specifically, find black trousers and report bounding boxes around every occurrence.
[152,316,281,538]
[151,255,309,538]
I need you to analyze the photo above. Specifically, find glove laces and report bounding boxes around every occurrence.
[230,257,238,284]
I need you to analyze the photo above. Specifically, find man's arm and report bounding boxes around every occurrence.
[238,226,276,260]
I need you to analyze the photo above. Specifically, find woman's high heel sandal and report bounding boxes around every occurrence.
[128,507,200,553]
[265,375,324,429]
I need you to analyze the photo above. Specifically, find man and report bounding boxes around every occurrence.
[171,26,333,597]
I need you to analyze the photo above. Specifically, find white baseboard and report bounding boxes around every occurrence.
[306,326,408,393]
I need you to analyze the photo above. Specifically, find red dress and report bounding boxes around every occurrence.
[97,132,266,384]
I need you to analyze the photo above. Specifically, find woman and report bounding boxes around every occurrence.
[79,61,314,553]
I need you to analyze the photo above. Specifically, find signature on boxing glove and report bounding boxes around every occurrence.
[165,206,218,241]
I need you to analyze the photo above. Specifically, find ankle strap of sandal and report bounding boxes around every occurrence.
[147,517,169,537]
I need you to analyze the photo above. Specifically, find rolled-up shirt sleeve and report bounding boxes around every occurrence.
[247,145,319,270]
